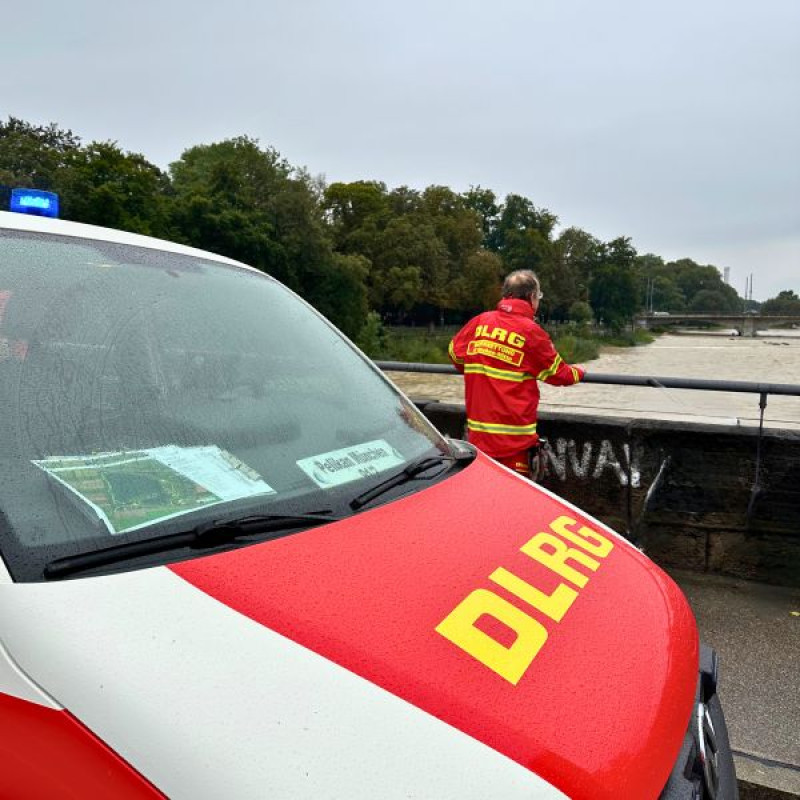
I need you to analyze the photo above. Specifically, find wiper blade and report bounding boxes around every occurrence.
[44,511,341,580]
[350,447,475,511]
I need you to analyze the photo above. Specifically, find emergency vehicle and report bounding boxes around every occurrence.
[0,204,736,798]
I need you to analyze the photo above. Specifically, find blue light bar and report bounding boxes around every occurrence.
[10,188,60,218]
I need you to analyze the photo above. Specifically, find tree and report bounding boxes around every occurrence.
[555,227,600,291]
[689,289,733,313]
[486,194,561,319]
[171,136,309,289]
[324,181,389,251]
[419,186,482,270]
[550,227,600,320]
[589,237,638,331]
[59,141,173,237]
[761,290,800,316]
[635,253,688,312]
[453,250,504,313]
[170,136,367,336]
[371,216,449,311]
[324,181,487,323]
[462,185,500,245]
[315,253,370,340]
[567,300,593,324]
[383,266,422,310]
[488,193,558,253]
[664,259,741,312]
[0,116,81,190]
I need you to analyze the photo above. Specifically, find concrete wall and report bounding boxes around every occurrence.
[414,399,800,587]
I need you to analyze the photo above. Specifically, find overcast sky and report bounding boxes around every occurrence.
[3,0,798,299]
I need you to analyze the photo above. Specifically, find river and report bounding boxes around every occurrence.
[388,330,800,431]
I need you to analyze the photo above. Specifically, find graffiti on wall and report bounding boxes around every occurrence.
[545,437,641,488]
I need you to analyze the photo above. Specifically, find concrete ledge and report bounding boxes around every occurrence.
[736,753,800,799]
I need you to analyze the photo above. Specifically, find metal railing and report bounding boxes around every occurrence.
[375,361,800,398]
[375,361,800,524]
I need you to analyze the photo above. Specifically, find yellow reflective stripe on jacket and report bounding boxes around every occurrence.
[464,363,534,382]
[467,419,537,435]
[536,354,563,381]
[448,340,464,364]
[571,365,581,383]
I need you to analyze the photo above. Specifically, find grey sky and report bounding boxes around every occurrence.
[3,0,798,299]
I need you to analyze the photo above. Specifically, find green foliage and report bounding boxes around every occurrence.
[453,250,504,314]
[60,142,173,237]
[358,326,453,363]
[636,253,742,315]
[567,300,593,324]
[688,289,733,313]
[7,115,794,348]
[316,253,370,341]
[354,311,387,355]
[324,180,389,251]
[589,238,638,331]
[168,137,368,337]
[761,290,800,316]
[169,137,296,283]
[366,324,656,366]
[0,117,80,190]
[601,329,655,347]
[551,334,599,364]
[462,185,500,242]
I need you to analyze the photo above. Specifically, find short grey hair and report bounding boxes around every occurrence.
[502,269,539,300]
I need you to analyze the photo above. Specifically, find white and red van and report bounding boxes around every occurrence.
[0,210,736,799]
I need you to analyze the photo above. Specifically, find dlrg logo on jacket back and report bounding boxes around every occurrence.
[473,324,527,348]
[435,516,614,684]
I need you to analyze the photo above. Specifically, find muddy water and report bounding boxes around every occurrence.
[389,331,800,431]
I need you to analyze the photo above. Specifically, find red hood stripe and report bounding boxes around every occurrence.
[170,456,697,799]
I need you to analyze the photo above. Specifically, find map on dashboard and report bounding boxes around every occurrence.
[33,445,274,535]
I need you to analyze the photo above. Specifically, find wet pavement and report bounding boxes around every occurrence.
[667,569,800,797]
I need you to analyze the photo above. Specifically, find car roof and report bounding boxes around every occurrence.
[0,210,253,272]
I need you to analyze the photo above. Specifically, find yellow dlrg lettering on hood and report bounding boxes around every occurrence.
[434,589,549,685]
[435,516,614,685]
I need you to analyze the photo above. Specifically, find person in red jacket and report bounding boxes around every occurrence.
[448,269,585,480]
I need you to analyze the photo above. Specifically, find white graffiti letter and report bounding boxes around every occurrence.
[623,443,641,489]
[593,440,628,486]
[547,438,568,481]
[568,440,593,478]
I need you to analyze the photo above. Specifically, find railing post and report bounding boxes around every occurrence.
[746,392,769,525]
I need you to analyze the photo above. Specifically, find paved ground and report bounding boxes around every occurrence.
[667,569,800,797]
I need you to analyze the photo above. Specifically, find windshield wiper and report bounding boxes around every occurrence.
[350,446,476,511]
[43,511,342,580]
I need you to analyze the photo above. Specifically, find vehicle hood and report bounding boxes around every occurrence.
[2,454,697,799]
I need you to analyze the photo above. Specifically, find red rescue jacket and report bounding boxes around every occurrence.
[449,297,584,458]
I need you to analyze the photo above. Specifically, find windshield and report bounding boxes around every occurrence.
[0,229,451,581]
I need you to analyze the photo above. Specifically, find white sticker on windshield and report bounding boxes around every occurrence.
[297,439,404,488]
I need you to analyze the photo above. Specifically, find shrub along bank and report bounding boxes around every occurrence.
[358,320,655,365]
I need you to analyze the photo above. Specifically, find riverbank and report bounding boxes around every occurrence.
[366,324,653,367]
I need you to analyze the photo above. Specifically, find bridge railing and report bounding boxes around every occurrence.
[374,360,800,398]
[374,361,800,524]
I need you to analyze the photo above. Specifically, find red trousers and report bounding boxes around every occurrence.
[493,447,546,481]
[494,451,533,478]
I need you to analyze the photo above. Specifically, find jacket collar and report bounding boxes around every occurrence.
[496,297,535,318]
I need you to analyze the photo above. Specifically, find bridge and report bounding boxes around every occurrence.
[635,312,800,337]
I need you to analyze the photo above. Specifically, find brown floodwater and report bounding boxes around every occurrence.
[387,331,800,431]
